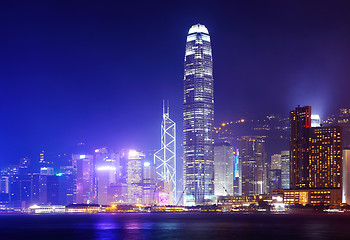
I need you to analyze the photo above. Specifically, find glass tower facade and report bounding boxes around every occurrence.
[183,24,214,205]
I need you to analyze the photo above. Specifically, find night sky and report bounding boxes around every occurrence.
[1,1,350,167]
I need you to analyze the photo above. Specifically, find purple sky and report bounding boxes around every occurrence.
[1,0,350,166]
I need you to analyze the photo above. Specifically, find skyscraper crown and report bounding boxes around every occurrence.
[188,24,209,35]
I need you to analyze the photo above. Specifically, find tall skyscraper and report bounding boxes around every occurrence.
[280,150,290,189]
[238,136,267,195]
[214,143,234,196]
[127,150,144,204]
[287,106,342,205]
[269,153,282,193]
[96,164,116,205]
[183,24,214,205]
[142,160,156,205]
[290,105,311,189]
[290,106,342,189]
[233,150,241,196]
[308,126,342,188]
[154,101,176,203]
[72,154,95,204]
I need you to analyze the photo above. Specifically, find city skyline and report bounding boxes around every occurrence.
[3,2,350,240]
[2,1,350,166]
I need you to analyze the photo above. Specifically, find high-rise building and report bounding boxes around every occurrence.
[94,148,118,205]
[9,174,32,208]
[183,24,215,205]
[127,150,144,204]
[142,160,156,205]
[0,176,9,203]
[270,154,281,170]
[308,126,342,188]
[290,106,342,190]
[290,106,311,189]
[154,101,176,203]
[238,136,267,195]
[343,149,350,204]
[269,154,282,193]
[214,143,234,196]
[58,166,77,204]
[96,164,116,205]
[233,150,241,196]
[72,154,95,204]
[280,150,290,189]
[269,169,282,193]
[31,173,47,204]
[338,109,350,148]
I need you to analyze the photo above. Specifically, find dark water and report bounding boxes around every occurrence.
[0,213,350,240]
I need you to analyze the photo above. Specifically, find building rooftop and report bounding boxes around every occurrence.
[188,24,209,35]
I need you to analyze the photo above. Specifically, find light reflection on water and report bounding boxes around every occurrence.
[93,215,180,240]
[0,213,350,240]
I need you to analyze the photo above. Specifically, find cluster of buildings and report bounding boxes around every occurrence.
[210,105,350,208]
[1,23,349,212]
[181,23,350,208]
[0,146,176,210]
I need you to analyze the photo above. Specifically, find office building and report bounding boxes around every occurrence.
[142,160,156,205]
[233,150,241,196]
[96,164,116,205]
[238,136,267,195]
[337,109,350,148]
[290,106,342,189]
[154,101,176,203]
[72,154,95,204]
[270,154,281,170]
[280,150,290,189]
[214,143,234,196]
[183,24,215,205]
[308,126,342,188]
[269,169,282,193]
[58,166,77,204]
[290,105,312,189]
[289,106,342,205]
[127,150,144,204]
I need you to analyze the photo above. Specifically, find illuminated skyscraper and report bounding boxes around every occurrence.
[290,106,311,189]
[72,154,95,204]
[214,143,234,196]
[154,101,176,203]
[269,154,282,193]
[142,160,156,205]
[290,106,342,189]
[239,136,267,195]
[233,150,241,196]
[127,150,144,204]
[308,126,342,188]
[96,164,116,205]
[280,150,290,189]
[183,24,214,205]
